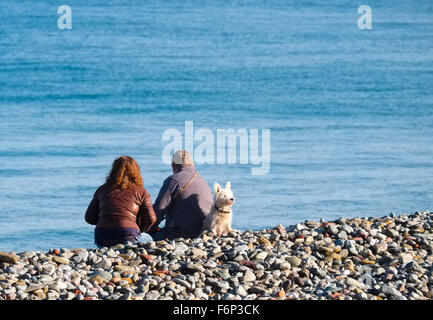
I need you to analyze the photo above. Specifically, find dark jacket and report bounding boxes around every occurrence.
[85,183,157,232]
[153,166,212,239]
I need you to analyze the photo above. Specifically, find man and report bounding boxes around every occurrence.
[149,150,213,240]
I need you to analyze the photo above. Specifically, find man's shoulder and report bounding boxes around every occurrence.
[195,175,212,192]
[160,174,181,191]
[167,170,191,183]
[163,168,208,189]
[164,173,178,184]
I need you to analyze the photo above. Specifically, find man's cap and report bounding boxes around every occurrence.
[171,150,194,165]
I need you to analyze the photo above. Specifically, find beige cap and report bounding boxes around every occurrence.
[171,150,194,166]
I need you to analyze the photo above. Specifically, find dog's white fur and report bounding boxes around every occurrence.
[202,181,234,236]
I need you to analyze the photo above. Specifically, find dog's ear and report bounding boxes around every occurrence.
[225,181,231,190]
[214,182,222,193]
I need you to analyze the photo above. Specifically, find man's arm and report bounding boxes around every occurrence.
[152,177,179,228]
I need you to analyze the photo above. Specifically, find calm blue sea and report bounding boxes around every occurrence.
[1,0,433,252]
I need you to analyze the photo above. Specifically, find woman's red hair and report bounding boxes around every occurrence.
[106,156,143,190]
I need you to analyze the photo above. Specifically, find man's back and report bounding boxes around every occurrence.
[153,166,213,239]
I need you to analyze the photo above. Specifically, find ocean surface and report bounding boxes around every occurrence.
[1,0,433,252]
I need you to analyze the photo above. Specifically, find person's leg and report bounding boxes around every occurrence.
[95,227,140,248]
[149,228,169,241]
[136,232,153,242]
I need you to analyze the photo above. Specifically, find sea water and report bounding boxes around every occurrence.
[1,0,433,251]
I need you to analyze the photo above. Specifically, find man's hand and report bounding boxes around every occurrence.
[147,225,161,235]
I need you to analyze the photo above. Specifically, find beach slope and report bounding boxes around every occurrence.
[1,211,433,300]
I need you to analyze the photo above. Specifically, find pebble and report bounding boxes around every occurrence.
[339,249,349,259]
[337,231,348,240]
[243,269,257,282]
[286,256,302,267]
[382,285,402,297]
[25,284,43,293]
[89,270,113,282]
[328,225,339,235]
[144,290,161,300]
[1,211,432,300]
[253,251,268,261]
[312,267,327,279]
[52,257,70,265]
[399,253,413,264]
[173,278,191,289]
[0,252,19,264]
[174,243,189,255]
[234,285,247,296]
[346,277,362,288]
[384,228,399,238]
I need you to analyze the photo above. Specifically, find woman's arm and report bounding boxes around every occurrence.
[85,193,99,225]
[137,190,157,233]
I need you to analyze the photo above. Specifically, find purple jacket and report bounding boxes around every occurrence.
[153,166,212,239]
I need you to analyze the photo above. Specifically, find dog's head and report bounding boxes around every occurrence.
[214,182,235,208]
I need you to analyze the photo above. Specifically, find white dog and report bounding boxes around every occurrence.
[202,182,235,236]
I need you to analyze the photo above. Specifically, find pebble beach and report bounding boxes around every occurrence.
[1,211,433,301]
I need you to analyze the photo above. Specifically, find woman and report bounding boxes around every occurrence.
[85,156,157,247]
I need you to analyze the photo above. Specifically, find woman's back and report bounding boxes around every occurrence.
[85,156,156,247]
[87,183,152,229]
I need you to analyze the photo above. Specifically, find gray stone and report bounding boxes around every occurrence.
[52,256,70,265]
[174,243,189,255]
[312,267,326,279]
[345,277,361,288]
[253,251,268,260]
[49,280,67,291]
[328,225,339,235]
[399,253,413,264]
[286,256,302,267]
[233,285,247,296]
[77,250,89,260]
[39,275,54,285]
[94,259,112,269]
[342,225,354,234]
[248,286,268,295]
[344,240,356,249]
[145,290,160,300]
[384,228,399,238]
[408,274,418,282]
[243,269,256,282]
[216,281,231,291]
[191,248,207,259]
[359,273,376,288]
[337,231,348,240]
[173,278,192,289]
[89,270,113,282]
[21,252,36,259]
[275,262,291,270]
[46,290,60,300]
[25,284,43,293]
[203,261,217,268]
[382,285,402,296]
